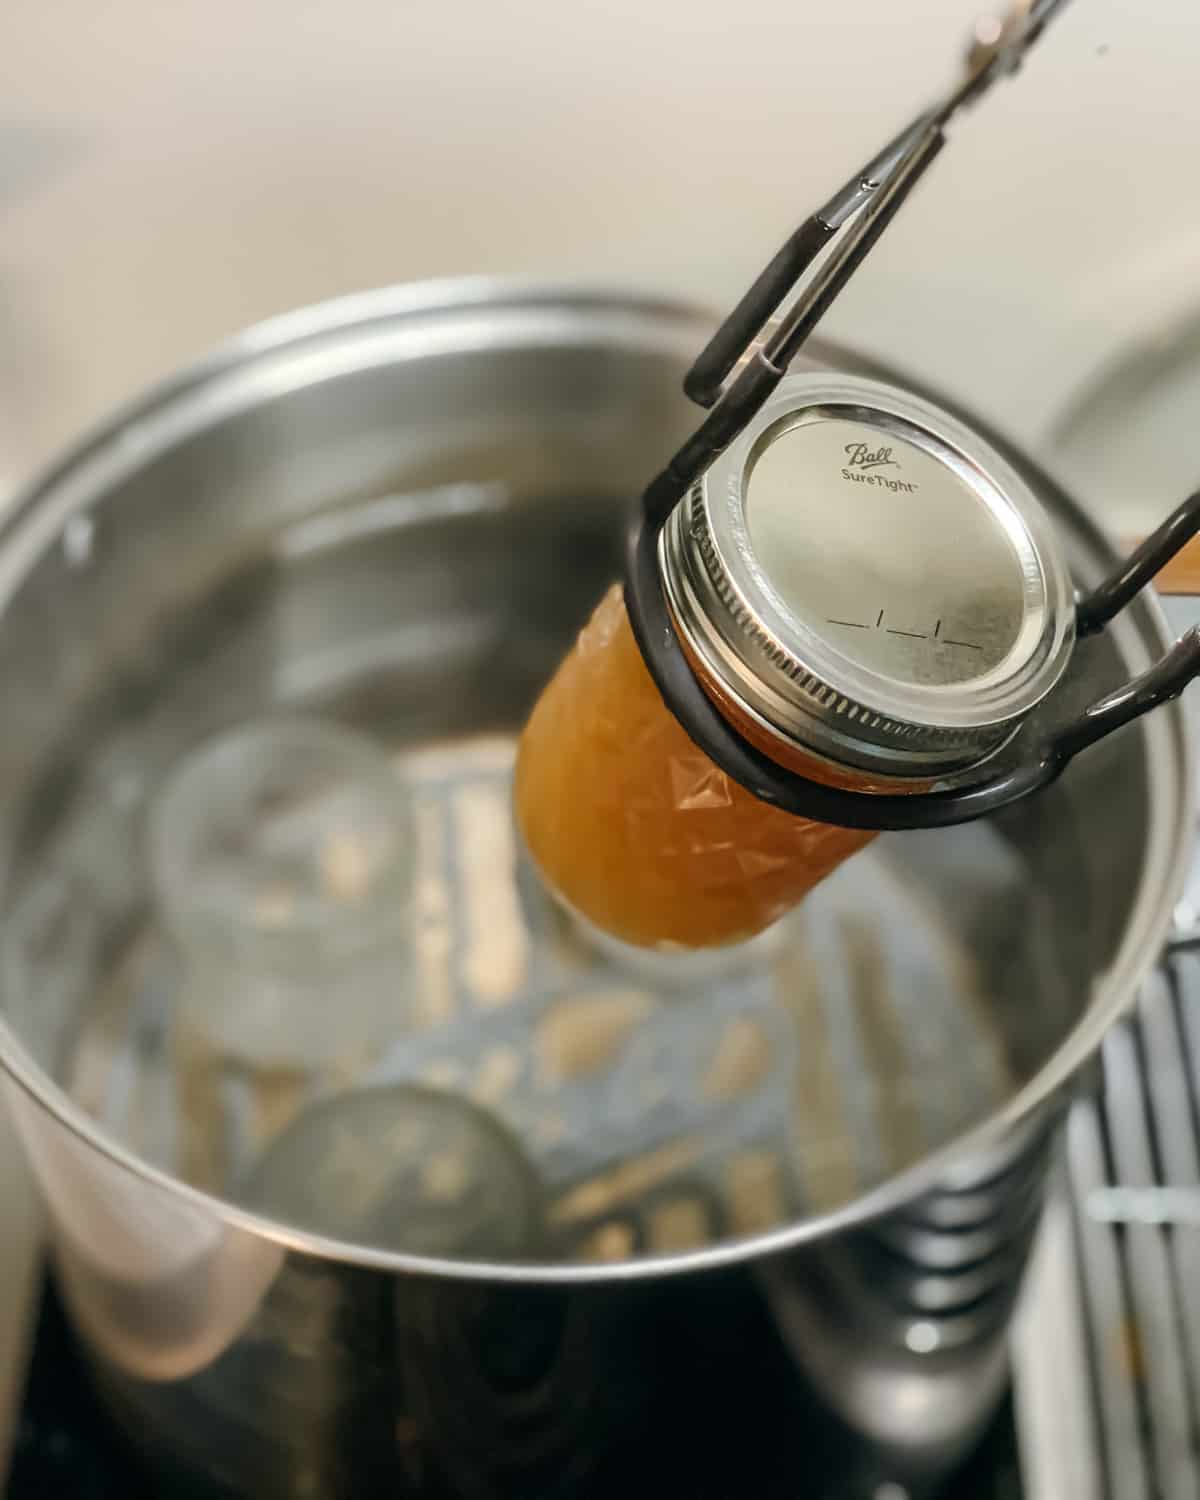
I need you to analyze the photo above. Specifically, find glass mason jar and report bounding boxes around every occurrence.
[148,718,417,1067]
[516,372,1075,951]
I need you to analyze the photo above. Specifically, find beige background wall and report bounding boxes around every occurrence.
[2,1,1198,522]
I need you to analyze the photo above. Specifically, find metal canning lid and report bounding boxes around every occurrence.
[660,371,1077,778]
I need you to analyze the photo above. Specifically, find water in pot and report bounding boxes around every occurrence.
[0,283,1189,1496]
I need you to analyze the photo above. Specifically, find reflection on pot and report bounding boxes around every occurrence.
[5,1079,283,1383]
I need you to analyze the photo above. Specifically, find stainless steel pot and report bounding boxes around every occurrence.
[0,281,1191,1497]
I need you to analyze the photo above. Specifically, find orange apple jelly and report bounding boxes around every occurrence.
[516,371,1077,951]
[514,585,877,950]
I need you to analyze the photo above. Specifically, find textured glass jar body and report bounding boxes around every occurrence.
[515,586,878,949]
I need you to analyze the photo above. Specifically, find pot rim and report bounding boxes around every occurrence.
[0,275,1191,1284]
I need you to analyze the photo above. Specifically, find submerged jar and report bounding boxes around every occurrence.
[516,373,1076,950]
[149,718,416,1067]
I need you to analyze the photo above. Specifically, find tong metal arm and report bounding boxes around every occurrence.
[641,0,1076,527]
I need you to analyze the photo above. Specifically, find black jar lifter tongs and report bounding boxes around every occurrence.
[624,0,1200,831]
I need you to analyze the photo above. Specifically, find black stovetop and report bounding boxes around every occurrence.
[5,1271,1023,1500]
